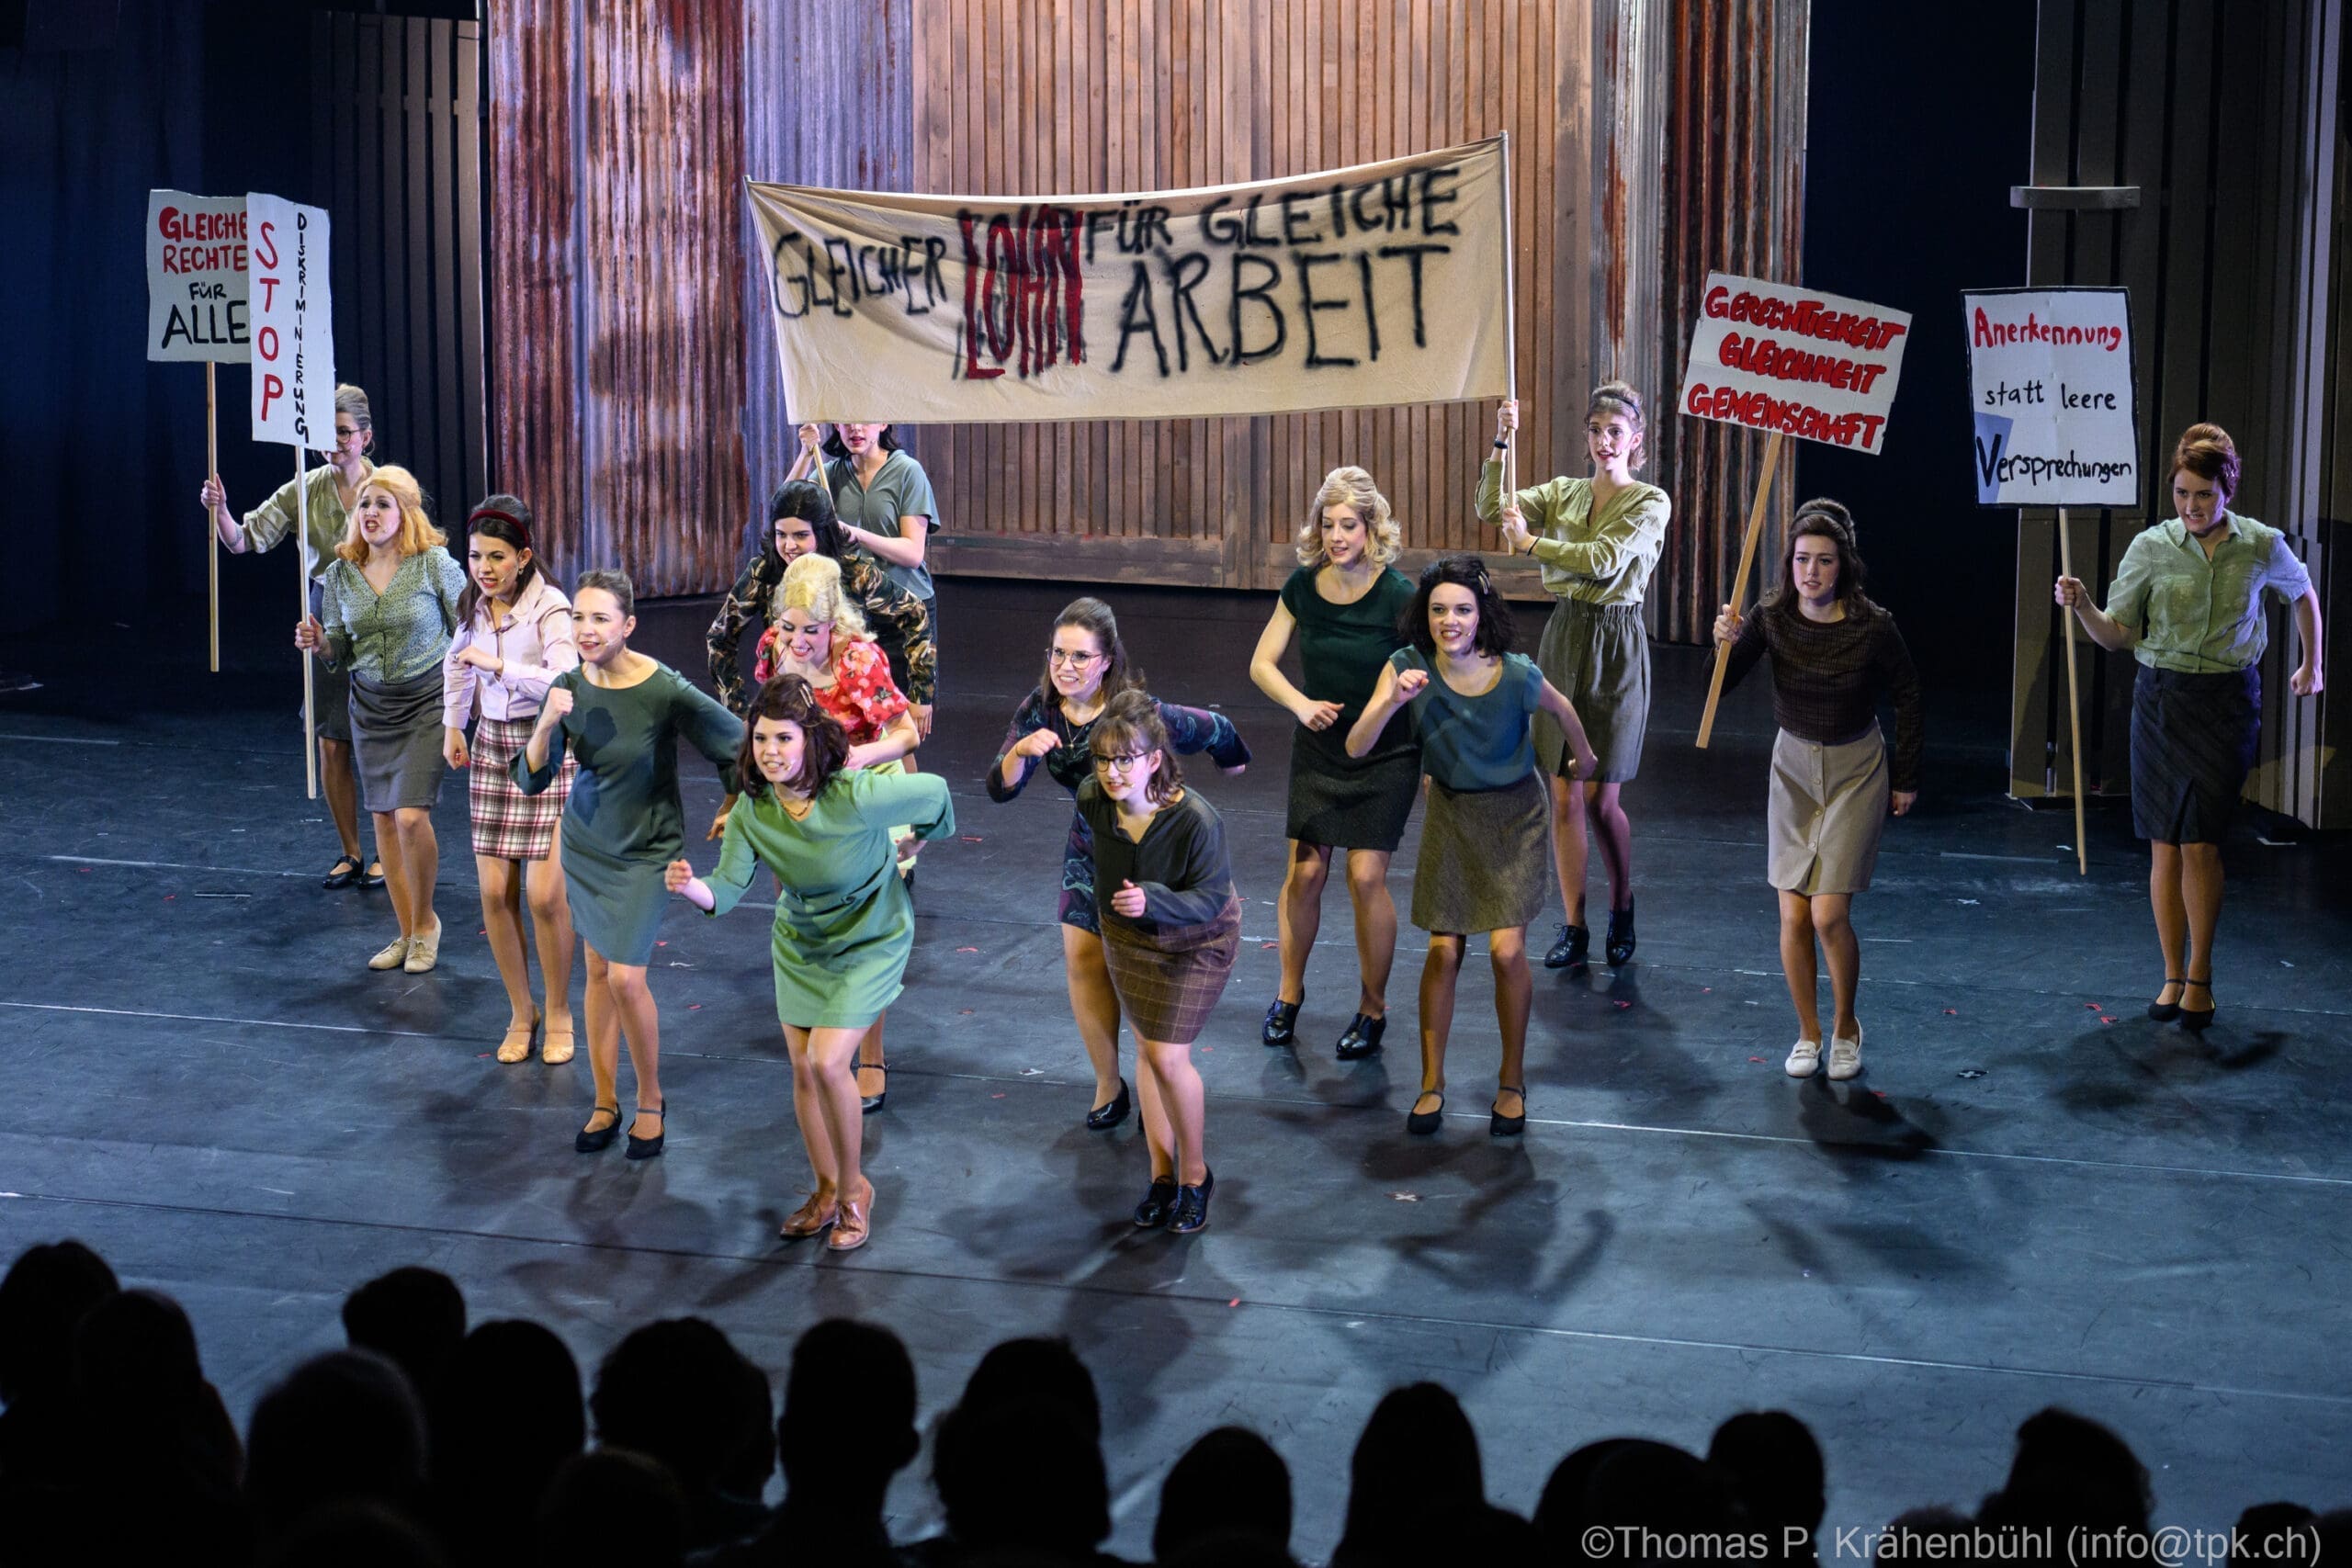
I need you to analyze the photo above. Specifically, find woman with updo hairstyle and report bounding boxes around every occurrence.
[442,494,580,1065]
[666,674,956,1252]
[294,464,467,975]
[1478,381,1672,975]
[2056,423,2323,1031]
[1248,465,1421,1063]
[1713,500,1923,1083]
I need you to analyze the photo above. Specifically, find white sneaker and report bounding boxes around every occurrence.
[1784,1038,1823,1077]
[1827,1028,1863,1080]
[368,935,412,971]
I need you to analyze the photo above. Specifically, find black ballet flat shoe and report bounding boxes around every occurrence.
[1169,1169,1216,1235]
[360,859,387,889]
[1261,998,1302,1047]
[1544,924,1589,970]
[1335,1013,1386,1061]
[1087,1078,1132,1131]
[2177,979,2216,1032]
[2147,977,2188,1022]
[1605,900,1637,966]
[1406,1091,1446,1136]
[1490,1085,1527,1138]
[321,854,363,889]
[575,1104,621,1154]
[624,1105,666,1160]
[1133,1176,1180,1228]
[858,1062,888,1114]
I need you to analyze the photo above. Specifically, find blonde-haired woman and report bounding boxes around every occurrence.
[1248,466,1420,1059]
[295,464,467,972]
[749,551,921,1109]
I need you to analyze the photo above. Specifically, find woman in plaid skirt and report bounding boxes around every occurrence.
[1074,690,1243,1236]
[442,497,580,1065]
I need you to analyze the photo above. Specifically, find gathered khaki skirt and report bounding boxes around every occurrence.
[1535,599,1651,783]
[1767,725,1889,895]
[1410,771,1551,934]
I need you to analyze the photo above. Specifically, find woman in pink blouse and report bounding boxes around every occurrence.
[443,497,582,1064]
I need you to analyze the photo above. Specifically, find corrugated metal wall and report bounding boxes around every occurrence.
[2007,0,2344,825]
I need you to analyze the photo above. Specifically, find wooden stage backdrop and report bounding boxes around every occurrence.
[490,0,1807,636]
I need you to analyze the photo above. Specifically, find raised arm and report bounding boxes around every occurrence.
[1346,660,1419,759]
[1528,491,1669,581]
[847,709,920,773]
[852,565,937,708]
[1713,604,1769,694]
[988,693,1053,802]
[1155,699,1250,773]
[501,598,580,705]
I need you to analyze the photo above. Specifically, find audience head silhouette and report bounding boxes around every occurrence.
[537,1449,686,1568]
[779,1317,917,1496]
[0,1237,118,1410]
[589,1317,773,1550]
[341,1267,467,1396]
[1982,1408,2154,1534]
[1155,1426,1294,1562]
[933,1393,1111,1558]
[1334,1382,1484,1564]
[958,1334,1103,1441]
[243,1348,428,1537]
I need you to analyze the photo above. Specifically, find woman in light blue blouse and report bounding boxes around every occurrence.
[295,465,467,975]
[2056,423,2324,1031]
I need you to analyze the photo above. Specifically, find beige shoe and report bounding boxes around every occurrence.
[402,920,444,974]
[541,1019,576,1066]
[1784,1038,1823,1077]
[368,935,412,971]
[1826,1027,1863,1080]
[496,1010,541,1065]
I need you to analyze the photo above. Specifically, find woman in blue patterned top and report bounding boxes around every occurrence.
[988,598,1250,1130]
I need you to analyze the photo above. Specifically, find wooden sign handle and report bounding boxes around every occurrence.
[1696,430,1785,749]
[2057,507,2087,874]
[206,362,220,674]
[296,448,318,801]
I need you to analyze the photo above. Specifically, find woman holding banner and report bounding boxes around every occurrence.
[293,465,467,976]
[1713,501,1921,1081]
[2054,423,2323,1032]
[202,382,380,890]
[1478,385,1671,974]
[1248,466,1420,1061]
[989,599,1250,1129]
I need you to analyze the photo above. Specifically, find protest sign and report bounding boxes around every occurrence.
[1962,287,2137,508]
[146,190,251,363]
[746,138,1511,423]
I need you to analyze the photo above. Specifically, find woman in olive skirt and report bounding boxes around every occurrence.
[2056,423,2323,1031]
[1248,465,1420,1060]
[294,465,466,975]
[1713,501,1923,1082]
[1076,689,1243,1235]
[1348,557,1597,1138]
[1481,382,1672,972]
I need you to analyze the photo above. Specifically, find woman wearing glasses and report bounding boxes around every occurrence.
[987,598,1250,1129]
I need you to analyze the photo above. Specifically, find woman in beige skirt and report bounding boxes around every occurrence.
[1713,502,1922,1082]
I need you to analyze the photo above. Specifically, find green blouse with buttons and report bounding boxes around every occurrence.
[2104,515,2312,673]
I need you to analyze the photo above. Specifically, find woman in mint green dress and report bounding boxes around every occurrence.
[668,675,955,1254]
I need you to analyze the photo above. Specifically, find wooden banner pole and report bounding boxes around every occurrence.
[1696,429,1785,749]
[206,363,220,673]
[2057,507,2088,874]
[1497,131,1519,520]
[296,448,318,801]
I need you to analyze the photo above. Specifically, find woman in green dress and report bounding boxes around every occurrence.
[515,570,744,1160]
[667,676,956,1253]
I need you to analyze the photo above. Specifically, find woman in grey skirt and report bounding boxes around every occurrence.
[1713,501,1922,1082]
[295,465,467,974]
[1349,557,1596,1138]
[2055,423,2323,1032]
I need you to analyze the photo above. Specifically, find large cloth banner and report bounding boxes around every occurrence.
[1962,287,2138,508]
[1679,273,1912,454]
[747,139,1511,423]
[245,192,335,449]
[146,190,251,363]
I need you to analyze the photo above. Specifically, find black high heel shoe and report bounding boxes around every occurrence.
[2177,978,2216,1032]
[1605,900,1637,966]
[1261,998,1301,1046]
[2147,977,2187,1022]
[575,1103,621,1154]
[1133,1176,1180,1228]
[858,1061,888,1114]
[321,854,362,889]
[1335,1013,1386,1061]
[1544,924,1589,970]
[1406,1090,1445,1135]
[1087,1077,1132,1131]
[624,1105,666,1160]
[1490,1085,1527,1137]
[1170,1169,1216,1235]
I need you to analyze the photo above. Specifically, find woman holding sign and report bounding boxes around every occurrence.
[1478,385,1671,974]
[203,382,380,890]
[1712,501,1922,1081]
[2054,423,2323,1031]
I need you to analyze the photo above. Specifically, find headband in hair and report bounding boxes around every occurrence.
[468,507,533,553]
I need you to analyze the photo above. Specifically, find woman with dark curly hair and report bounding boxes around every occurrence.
[667,676,955,1252]
[1349,557,1595,1138]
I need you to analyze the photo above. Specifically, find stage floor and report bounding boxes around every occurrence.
[3,579,2346,1553]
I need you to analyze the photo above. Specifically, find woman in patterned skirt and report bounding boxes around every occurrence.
[988,598,1250,1130]
[442,495,579,1065]
[1349,557,1596,1138]
[1076,690,1243,1235]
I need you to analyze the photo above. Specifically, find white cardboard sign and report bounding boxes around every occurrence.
[1679,272,1912,454]
[245,193,335,448]
[1962,287,2138,508]
[145,190,250,363]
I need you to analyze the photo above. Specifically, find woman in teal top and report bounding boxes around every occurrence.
[1349,557,1595,1140]
[1248,465,1420,1062]
[668,676,956,1254]
[516,570,744,1159]
[2056,423,2324,1031]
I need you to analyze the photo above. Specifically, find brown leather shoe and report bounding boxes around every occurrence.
[826,1181,875,1252]
[778,1189,839,1239]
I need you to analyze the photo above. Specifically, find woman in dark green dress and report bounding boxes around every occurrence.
[1247,466,1419,1061]
[516,570,743,1160]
